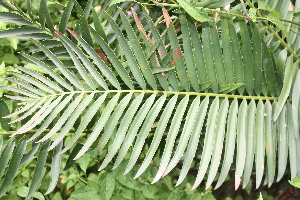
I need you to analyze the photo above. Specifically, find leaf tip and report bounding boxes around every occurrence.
[66,27,78,37]
[235,174,241,190]
[54,30,63,37]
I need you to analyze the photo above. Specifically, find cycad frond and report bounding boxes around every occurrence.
[0,2,300,197]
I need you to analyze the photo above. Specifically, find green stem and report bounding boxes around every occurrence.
[0,128,92,136]
[205,8,300,26]
[139,2,300,27]
[26,90,280,102]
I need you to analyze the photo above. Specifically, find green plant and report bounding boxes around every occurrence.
[0,0,299,199]
[289,175,300,188]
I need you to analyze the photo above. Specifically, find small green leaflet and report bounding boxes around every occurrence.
[267,13,288,37]
[0,27,43,38]
[0,12,32,25]
[177,0,212,22]
[249,8,257,22]
[219,83,244,93]
[0,100,10,131]
[77,154,90,173]
[289,175,300,188]
[257,193,263,200]
[152,67,174,74]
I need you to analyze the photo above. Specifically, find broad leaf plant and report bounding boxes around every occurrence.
[0,0,300,198]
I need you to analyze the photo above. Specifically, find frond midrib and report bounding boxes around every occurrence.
[31,89,280,101]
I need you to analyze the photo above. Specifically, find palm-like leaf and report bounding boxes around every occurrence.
[0,0,300,197]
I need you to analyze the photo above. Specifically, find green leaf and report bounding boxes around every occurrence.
[125,95,166,174]
[38,94,84,143]
[215,99,238,189]
[192,97,219,189]
[27,140,51,199]
[267,13,288,37]
[90,28,134,89]
[242,100,256,188]
[31,39,83,90]
[106,12,146,90]
[276,105,288,182]
[0,0,16,10]
[249,8,257,22]
[168,22,190,91]
[75,93,120,160]
[69,186,98,200]
[203,193,216,200]
[0,12,32,25]
[91,9,107,42]
[152,67,175,74]
[287,103,298,180]
[45,141,63,194]
[97,93,133,158]
[153,95,189,183]
[264,100,275,187]
[20,53,71,91]
[257,1,280,17]
[0,61,4,74]
[19,138,41,167]
[228,19,244,94]
[0,137,27,198]
[63,143,84,171]
[206,98,229,189]
[141,185,158,198]
[0,27,42,38]
[99,173,115,200]
[55,32,107,90]
[8,37,18,50]
[274,57,298,120]
[239,20,254,95]
[177,0,212,22]
[202,22,218,92]
[0,100,10,131]
[118,9,157,90]
[0,137,15,177]
[255,100,265,188]
[61,93,108,154]
[289,175,300,188]
[59,0,74,33]
[77,15,94,47]
[235,99,247,190]
[164,96,201,176]
[49,93,95,150]
[83,0,94,18]
[113,94,156,169]
[40,0,54,33]
[188,18,208,86]
[135,95,178,179]
[180,14,200,91]
[219,83,244,93]
[27,95,74,141]
[257,193,263,200]
[67,28,120,89]
[77,153,90,173]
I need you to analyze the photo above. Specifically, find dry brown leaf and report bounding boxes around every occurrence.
[131,8,153,45]
[161,6,172,28]
[95,49,110,66]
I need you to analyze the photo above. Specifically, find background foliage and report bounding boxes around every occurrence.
[0,0,300,199]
